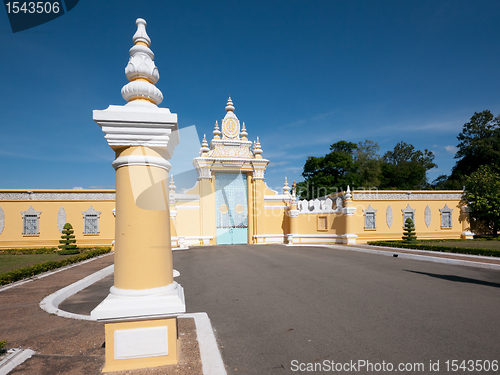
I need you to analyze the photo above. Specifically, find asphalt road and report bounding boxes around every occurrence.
[61,245,500,374]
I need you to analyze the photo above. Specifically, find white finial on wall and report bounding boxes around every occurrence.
[283,177,291,195]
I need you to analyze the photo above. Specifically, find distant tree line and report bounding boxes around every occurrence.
[297,139,436,199]
[297,110,500,236]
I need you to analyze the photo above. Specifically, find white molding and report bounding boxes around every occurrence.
[264,205,286,210]
[176,206,200,210]
[253,234,285,238]
[264,194,292,203]
[287,234,342,238]
[353,191,462,200]
[94,100,179,160]
[112,155,172,171]
[175,194,200,202]
[0,191,116,201]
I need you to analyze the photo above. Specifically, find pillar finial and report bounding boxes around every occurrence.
[121,18,163,105]
[132,18,151,47]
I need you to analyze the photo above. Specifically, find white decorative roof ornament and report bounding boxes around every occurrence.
[121,18,163,105]
[200,134,210,156]
[241,122,248,141]
[213,121,221,139]
[221,96,240,140]
[253,137,263,158]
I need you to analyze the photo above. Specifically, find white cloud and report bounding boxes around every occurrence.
[444,145,458,154]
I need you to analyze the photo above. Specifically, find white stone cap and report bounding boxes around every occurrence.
[94,100,179,159]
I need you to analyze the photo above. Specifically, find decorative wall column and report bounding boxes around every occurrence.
[342,186,357,244]
[287,181,299,244]
[91,19,185,372]
[460,206,474,239]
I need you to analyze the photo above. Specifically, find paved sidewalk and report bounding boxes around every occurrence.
[0,254,203,375]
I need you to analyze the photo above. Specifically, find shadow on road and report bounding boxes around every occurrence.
[405,270,500,289]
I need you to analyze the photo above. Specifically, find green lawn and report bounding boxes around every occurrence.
[368,238,500,257]
[0,253,75,274]
[417,239,500,250]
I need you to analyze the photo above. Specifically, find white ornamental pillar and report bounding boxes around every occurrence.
[91,19,185,372]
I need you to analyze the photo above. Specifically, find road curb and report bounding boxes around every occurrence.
[0,349,35,375]
[38,265,226,374]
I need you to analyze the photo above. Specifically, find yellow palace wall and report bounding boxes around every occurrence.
[0,190,116,249]
[349,192,463,243]
[0,188,467,249]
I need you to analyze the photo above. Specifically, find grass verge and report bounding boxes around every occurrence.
[0,247,112,286]
[367,240,500,257]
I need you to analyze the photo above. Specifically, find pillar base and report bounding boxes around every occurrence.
[102,317,179,372]
[342,234,358,245]
[461,231,474,240]
[91,282,185,321]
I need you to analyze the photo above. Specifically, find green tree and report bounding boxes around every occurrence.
[433,110,500,189]
[58,223,78,253]
[402,218,417,242]
[298,141,360,199]
[380,141,436,190]
[355,140,382,188]
[463,165,500,237]
[454,110,500,177]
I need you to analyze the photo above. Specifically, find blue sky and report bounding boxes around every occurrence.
[1,0,500,193]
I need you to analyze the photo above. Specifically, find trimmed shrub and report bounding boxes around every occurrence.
[402,218,417,242]
[368,241,500,257]
[58,223,78,253]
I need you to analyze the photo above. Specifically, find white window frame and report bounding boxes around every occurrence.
[21,206,41,236]
[439,204,453,228]
[363,205,378,230]
[82,206,101,235]
[401,204,416,227]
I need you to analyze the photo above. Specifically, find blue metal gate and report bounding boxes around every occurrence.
[215,173,248,245]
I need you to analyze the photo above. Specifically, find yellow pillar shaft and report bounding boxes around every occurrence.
[113,146,173,291]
